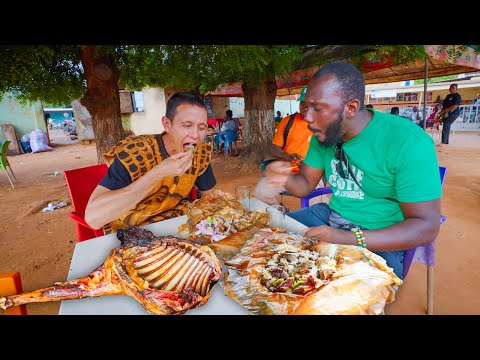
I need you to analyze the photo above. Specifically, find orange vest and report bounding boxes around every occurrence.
[272,113,312,158]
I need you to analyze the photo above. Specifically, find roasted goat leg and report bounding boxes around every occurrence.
[0,226,222,315]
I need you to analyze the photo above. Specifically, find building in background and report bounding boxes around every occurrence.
[43,107,74,125]
[365,73,480,131]
[365,73,480,114]
[0,93,48,144]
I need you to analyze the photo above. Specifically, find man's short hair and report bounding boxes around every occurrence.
[166,92,207,121]
[312,62,365,109]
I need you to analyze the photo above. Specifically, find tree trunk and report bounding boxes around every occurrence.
[241,76,277,164]
[80,45,124,163]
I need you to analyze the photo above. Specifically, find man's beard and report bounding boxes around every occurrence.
[308,110,343,147]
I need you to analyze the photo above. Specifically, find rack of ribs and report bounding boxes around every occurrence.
[0,226,222,315]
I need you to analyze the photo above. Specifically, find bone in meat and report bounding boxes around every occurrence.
[0,226,222,315]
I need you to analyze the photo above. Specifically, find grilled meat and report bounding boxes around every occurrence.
[0,226,222,315]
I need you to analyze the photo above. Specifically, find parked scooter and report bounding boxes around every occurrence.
[61,119,78,140]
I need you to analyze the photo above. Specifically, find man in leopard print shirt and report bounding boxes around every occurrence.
[85,92,216,234]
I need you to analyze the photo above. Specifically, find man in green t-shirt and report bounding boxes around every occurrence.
[262,62,442,279]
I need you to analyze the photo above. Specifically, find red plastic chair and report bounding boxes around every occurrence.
[64,163,199,242]
[64,164,108,242]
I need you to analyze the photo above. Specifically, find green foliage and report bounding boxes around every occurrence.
[119,45,304,93]
[298,45,373,69]
[0,45,304,105]
[0,45,85,104]
[347,45,427,68]
[1,44,477,106]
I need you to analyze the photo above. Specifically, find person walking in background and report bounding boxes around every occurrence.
[390,107,399,115]
[436,84,462,148]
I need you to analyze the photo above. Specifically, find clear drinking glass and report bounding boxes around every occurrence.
[266,205,286,228]
[235,185,251,210]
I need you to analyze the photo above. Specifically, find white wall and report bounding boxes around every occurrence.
[130,87,167,135]
[228,98,300,118]
[229,97,244,117]
[274,99,299,117]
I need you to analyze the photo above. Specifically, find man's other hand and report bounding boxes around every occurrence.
[303,226,354,245]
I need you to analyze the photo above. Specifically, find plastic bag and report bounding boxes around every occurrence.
[42,201,68,212]
[30,128,53,153]
[223,228,402,315]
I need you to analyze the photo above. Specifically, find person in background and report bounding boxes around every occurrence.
[407,106,422,124]
[253,85,313,205]
[436,84,462,148]
[262,62,441,279]
[85,92,216,234]
[46,116,54,130]
[390,107,400,115]
[274,111,282,128]
[472,94,480,125]
[214,109,237,155]
[366,104,374,109]
[471,93,479,104]
[418,103,442,129]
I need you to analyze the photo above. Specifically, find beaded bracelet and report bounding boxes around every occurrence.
[351,227,366,248]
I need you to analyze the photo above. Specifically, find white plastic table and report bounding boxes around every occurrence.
[59,198,306,315]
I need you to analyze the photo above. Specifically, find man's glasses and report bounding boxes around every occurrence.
[334,142,398,203]
[334,142,361,188]
[334,142,349,179]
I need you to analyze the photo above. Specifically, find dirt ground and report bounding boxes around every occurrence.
[1,128,479,315]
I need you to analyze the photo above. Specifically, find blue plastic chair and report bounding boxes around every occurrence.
[223,129,238,155]
[299,187,333,207]
[215,120,239,156]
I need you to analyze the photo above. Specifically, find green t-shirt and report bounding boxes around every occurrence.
[303,110,442,230]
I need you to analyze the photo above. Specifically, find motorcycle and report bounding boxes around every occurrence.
[61,119,78,140]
